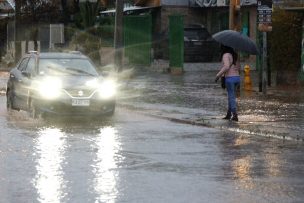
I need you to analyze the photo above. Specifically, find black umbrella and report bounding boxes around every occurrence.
[212,30,259,55]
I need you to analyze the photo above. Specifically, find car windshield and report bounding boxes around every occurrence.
[38,58,99,76]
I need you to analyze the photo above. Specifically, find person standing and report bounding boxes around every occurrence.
[215,45,240,121]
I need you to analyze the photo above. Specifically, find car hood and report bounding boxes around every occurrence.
[37,75,101,89]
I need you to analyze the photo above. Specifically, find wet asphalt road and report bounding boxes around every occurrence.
[1,93,304,203]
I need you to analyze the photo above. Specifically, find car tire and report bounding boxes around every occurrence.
[6,91,12,112]
[105,103,116,117]
[29,99,41,119]
[6,90,16,112]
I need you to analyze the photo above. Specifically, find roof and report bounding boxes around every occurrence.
[100,5,160,15]
[28,52,89,59]
[0,0,14,11]
[0,0,14,19]
[184,24,206,29]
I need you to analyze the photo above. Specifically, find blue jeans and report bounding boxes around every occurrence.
[225,76,240,113]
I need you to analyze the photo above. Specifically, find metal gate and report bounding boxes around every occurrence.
[124,15,152,65]
[169,15,183,71]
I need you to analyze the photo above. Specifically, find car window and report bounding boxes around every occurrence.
[38,58,99,76]
[184,30,199,40]
[184,28,211,40]
[25,57,36,76]
[198,29,211,39]
[17,57,29,71]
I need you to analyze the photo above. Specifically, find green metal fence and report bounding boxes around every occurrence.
[124,15,152,65]
[169,15,184,71]
[300,20,304,81]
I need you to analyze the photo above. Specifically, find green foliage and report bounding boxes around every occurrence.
[98,17,115,47]
[69,1,115,64]
[74,1,100,29]
[70,29,102,64]
[17,0,61,22]
[269,9,302,72]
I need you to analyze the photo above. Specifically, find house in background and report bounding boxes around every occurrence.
[138,0,258,62]
[2,0,68,64]
[0,0,14,63]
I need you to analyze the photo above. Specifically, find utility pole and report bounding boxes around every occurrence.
[262,32,267,94]
[257,0,273,94]
[114,0,124,72]
[229,0,241,31]
[229,0,241,94]
[14,0,21,63]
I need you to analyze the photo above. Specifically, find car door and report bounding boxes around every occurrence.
[19,57,37,110]
[11,57,30,109]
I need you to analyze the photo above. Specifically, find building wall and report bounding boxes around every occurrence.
[161,0,188,6]
[241,6,257,62]
[159,3,257,62]
[160,6,211,32]
[135,0,161,6]
[160,5,229,34]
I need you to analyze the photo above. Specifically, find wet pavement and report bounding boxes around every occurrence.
[119,67,304,142]
[1,97,304,202]
[1,67,304,202]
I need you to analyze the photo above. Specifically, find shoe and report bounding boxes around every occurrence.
[223,111,231,120]
[231,113,238,122]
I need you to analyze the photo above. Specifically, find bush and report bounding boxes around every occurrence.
[70,29,102,64]
[269,8,302,85]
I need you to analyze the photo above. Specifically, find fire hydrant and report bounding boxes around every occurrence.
[244,64,252,91]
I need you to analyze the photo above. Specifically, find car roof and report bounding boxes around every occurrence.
[184,24,206,29]
[26,52,89,59]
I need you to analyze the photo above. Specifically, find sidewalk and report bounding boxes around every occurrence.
[119,66,304,142]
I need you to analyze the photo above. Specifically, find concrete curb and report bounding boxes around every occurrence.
[118,103,304,142]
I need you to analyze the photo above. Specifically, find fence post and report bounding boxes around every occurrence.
[169,15,184,75]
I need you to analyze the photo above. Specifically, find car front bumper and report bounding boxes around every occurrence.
[35,98,116,117]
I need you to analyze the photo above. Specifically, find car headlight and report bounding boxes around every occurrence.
[98,79,116,99]
[86,78,99,88]
[37,77,62,99]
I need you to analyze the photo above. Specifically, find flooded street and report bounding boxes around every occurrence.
[1,0,304,201]
[1,92,304,202]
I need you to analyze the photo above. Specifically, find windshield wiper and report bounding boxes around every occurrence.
[47,65,66,72]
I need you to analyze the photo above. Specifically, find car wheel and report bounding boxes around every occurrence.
[29,99,41,119]
[6,91,12,111]
[105,103,116,117]
[6,90,15,112]
[106,109,115,117]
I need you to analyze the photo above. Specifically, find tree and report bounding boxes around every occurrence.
[79,1,100,28]
[269,8,302,85]
[15,0,62,52]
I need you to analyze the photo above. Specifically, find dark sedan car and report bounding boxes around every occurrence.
[184,24,220,62]
[6,51,116,118]
[158,24,220,62]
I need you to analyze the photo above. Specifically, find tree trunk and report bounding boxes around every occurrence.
[61,0,69,24]
[33,28,38,51]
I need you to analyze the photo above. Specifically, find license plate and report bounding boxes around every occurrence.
[72,99,90,106]
[194,42,202,45]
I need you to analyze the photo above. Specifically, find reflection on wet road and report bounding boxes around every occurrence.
[34,128,67,203]
[1,96,304,202]
[93,126,120,203]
